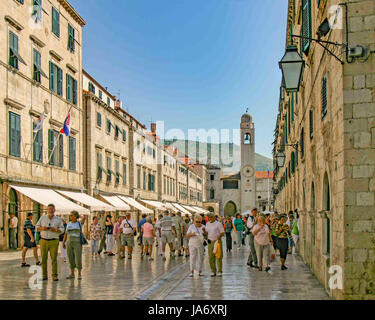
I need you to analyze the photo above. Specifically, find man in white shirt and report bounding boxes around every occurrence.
[9,213,18,249]
[36,204,64,281]
[159,211,177,260]
[246,208,258,268]
[206,212,224,277]
[119,212,136,259]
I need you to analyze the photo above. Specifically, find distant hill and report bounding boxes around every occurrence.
[162,139,273,173]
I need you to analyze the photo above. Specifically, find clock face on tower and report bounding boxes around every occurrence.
[242,165,254,178]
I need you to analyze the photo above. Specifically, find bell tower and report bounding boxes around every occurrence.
[240,110,256,211]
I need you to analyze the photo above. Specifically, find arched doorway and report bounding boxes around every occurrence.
[224,201,237,217]
[8,188,18,249]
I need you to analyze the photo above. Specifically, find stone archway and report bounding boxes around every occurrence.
[224,201,237,217]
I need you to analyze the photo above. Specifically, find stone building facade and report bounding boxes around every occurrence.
[0,0,85,250]
[0,0,208,251]
[273,0,375,299]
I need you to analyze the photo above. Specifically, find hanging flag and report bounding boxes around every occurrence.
[60,107,71,136]
[33,112,45,132]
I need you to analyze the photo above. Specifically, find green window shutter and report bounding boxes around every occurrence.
[58,133,63,167]
[302,0,312,53]
[9,112,21,157]
[33,49,41,83]
[66,74,72,101]
[48,129,55,165]
[49,62,55,91]
[122,129,126,141]
[321,75,327,118]
[291,93,294,122]
[33,123,43,162]
[97,112,102,127]
[309,109,314,139]
[57,67,63,96]
[9,32,19,69]
[73,79,77,105]
[123,163,127,185]
[107,97,110,106]
[68,24,75,51]
[52,7,60,37]
[69,136,76,171]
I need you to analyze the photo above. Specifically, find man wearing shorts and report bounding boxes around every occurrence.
[119,212,136,259]
[159,211,177,260]
[21,212,40,267]
[141,216,155,261]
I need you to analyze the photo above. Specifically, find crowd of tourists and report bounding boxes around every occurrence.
[19,204,299,280]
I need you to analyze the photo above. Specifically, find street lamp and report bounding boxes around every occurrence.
[276,151,286,168]
[279,44,305,92]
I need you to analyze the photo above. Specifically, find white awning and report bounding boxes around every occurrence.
[192,206,209,214]
[182,205,201,214]
[100,195,131,211]
[163,202,178,213]
[141,199,166,210]
[10,185,90,215]
[117,196,153,214]
[172,203,191,216]
[56,190,115,212]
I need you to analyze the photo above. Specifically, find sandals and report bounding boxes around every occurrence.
[66,274,75,279]
[21,263,31,267]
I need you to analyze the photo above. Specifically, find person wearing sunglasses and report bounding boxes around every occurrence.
[186,216,207,277]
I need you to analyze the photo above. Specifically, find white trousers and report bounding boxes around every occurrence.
[292,234,299,254]
[157,236,163,254]
[106,234,114,252]
[189,245,204,272]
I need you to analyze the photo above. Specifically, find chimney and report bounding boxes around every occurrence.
[151,122,156,134]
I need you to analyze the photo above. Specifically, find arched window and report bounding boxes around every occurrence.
[244,133,251,144]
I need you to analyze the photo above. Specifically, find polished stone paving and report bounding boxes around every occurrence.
[0,243,330,300]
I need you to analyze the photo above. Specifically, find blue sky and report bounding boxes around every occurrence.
[69,0,288,158]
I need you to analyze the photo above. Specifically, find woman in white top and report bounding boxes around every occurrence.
[186,216,207,277]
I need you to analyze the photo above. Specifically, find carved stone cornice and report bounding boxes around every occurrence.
[4,98,25,110]
[49,50,63,62]
[30,35,46,48]
[5,15,24,31]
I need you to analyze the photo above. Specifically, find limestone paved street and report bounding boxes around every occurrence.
[0,243,329,300]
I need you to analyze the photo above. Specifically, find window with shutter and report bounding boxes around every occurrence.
[107,97,110,107]
[99,90,103,100]
[68,24,75,51]
[137,168,141,188]
[49,62,54,91]
[291,93,294,122]
[57,67,63,96]
[96,112,102,127]
[107,119,111,134]
[321,75,328,118]
[66,74,72,101]
[301,0,312,53]
[123,163,127,185]
[122,129,126,142]
[300,128,305,158]
[52,7,60,37]
[143,171,146,190]
[107,157,112,182]
[69,136,76,171]
[33,123,43,162]
[9,32,19,69]
[309,108,314,139]
[48,129,55,165]
[97,152,102,181]
[33,0,42,21]
[58,134,63,167]
[33,49,41,83]
[73,79,77,105]
[9,112,21,157]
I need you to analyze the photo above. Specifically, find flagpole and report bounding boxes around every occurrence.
[26,131,39,161]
